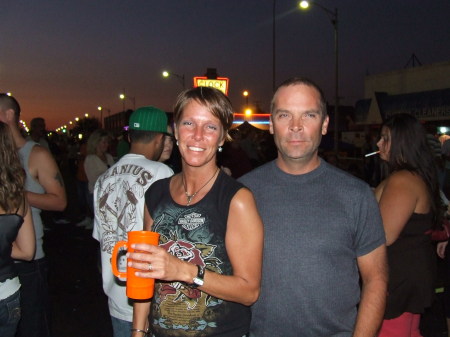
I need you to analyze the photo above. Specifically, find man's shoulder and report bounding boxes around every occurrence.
[28,142,55,165]
[96,156,172,185]
[324,162,366,184]
[119,155,173,174]
[239,161,273,183]
[29,141,48,153]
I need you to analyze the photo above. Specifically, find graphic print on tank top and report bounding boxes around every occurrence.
[151,203,229,335]
[96,164,154,255]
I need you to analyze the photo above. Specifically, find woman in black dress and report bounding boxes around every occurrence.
[375,113,441,337]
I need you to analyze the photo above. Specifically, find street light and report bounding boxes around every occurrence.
[119,92,136,111]
[299,0,339,154]
[162,70,185,89]
[97,106,111,127]
[243,90,249,106]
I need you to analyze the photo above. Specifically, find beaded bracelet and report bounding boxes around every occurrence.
[130,328,148,335]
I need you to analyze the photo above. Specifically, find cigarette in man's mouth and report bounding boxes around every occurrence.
[365,151,380,157]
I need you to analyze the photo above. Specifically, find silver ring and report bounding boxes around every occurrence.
[147,263,153,271]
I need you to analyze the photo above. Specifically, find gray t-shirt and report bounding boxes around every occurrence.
[239,159,385,337]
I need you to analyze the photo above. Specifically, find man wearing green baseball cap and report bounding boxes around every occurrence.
[93,106,174,337]
[128,106,169,134]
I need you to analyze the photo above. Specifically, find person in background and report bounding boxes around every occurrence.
[93,106,173,337]
[375,113,440,337]
[437,227,450,337]
[0,93,67,337]
[239,77,387,337]
[83,129,114,229]
[26,117,49,150]
[322,150,340,168]
[219,128,253,178]
[0,121,36,337]
[28,117,69,227]
[441,135,450,199]
[438,136,450,337]
[158,124,174,164]
[116,129,130,160]
[425,123,444,189]
[239,126,261,168]
[129,87,263,337]
[75,139,92,227]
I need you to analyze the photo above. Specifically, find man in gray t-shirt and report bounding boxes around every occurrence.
[239,78,387,337]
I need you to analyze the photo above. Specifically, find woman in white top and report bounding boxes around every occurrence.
[84,129,115,194]
[83,129,114,229]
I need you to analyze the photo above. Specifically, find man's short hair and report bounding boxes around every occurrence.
[0,93,21,121]
[271,77,328,118]
[128,129,160,144]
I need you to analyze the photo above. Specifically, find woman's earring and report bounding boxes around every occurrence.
[218,146,223,152]
[176,140,179,146]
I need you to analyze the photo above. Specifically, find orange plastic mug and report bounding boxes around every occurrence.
[111,230,160,299]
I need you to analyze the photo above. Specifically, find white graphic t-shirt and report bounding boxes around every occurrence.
[92,153,173,321]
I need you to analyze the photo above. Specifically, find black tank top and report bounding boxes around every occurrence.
[0,211,24,282]
[145,170,251,336]
[385,212,436,318]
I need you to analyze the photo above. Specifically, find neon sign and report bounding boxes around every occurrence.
[193,77,229,95]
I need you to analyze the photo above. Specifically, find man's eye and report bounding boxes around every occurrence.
[303,112,318,119]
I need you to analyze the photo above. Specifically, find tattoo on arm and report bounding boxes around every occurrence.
[54,172,64,187]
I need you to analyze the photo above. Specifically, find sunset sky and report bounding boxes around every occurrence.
[2,0,450,129]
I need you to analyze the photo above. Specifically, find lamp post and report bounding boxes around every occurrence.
[299,0,339,154]
[97,106,103,126]
[119,92,136,111]
[162,70,185,89]
[243,90,249,106]
[97,106,111,127]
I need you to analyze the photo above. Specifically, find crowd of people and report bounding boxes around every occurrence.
[0,93,66,337]
[1,77,450,337]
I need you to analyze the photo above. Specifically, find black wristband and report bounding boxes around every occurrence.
[190,264,205,288]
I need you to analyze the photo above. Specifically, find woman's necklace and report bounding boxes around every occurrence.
[182,168,219,206]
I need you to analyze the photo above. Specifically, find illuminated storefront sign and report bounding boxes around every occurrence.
[193,77,229,95]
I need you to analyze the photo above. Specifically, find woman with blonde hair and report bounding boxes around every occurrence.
[84,129,114,194]
[129,87,263,337]
[0,121,36,337]
[82,129,114,229]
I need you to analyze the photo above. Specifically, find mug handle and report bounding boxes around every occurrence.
[111,240,127,278]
